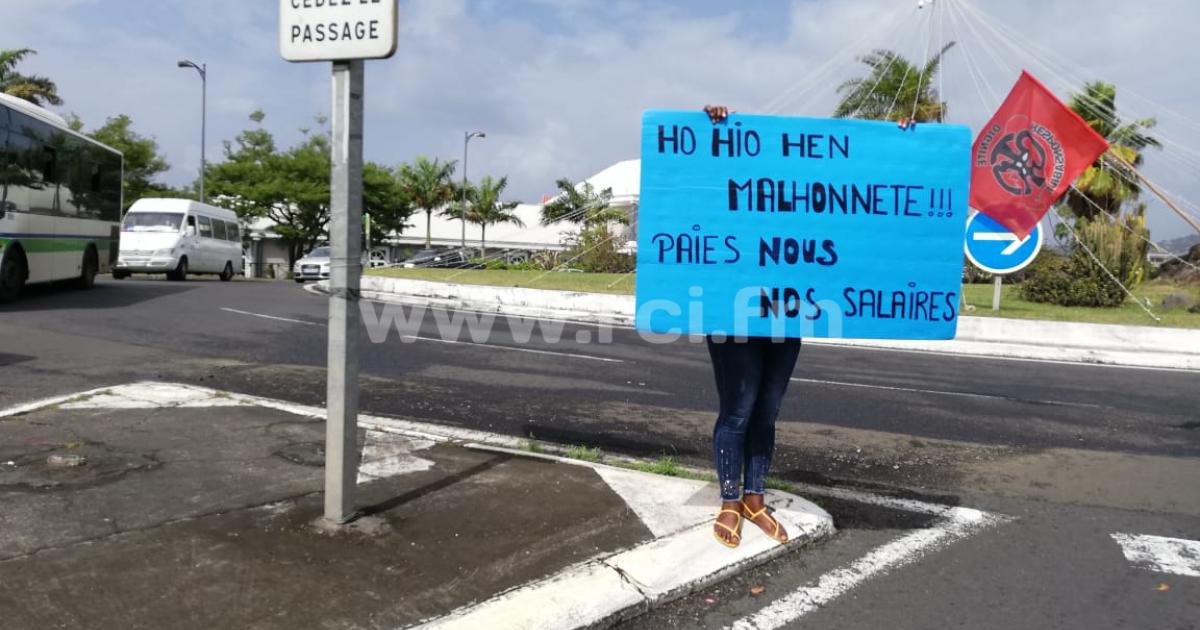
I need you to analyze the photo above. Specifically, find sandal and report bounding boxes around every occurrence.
[741,500,787,544]
[713,508,743,548]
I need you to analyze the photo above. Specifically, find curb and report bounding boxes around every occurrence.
[415,443,834,630]
[342,276,1200,371]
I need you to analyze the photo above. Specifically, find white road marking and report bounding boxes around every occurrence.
[400,334,623,363]
[728,507,1005,630]
[1111,533,1200,577]
[790,376,1106,409]
[219,307,321,327]
[220,305,622,363]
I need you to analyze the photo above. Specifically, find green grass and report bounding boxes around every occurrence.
[565,445,603,463]
[368,267,636,294]
[369,268,1199,328]
[962,279,1200,329]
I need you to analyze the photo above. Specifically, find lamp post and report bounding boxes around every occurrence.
[177,60,207,203]
[461,131,485,251]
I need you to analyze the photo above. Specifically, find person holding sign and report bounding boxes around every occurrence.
[703,104,801,549]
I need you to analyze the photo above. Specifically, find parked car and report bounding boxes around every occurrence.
[293,246,331,283]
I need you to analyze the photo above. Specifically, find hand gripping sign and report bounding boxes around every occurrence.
[635,112,972,340]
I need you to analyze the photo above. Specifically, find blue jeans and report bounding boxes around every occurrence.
[707,336,802,501]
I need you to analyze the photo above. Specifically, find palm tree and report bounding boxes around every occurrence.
[833,43,956,122]
[458,176,523,257]
[540,178,623,227]
[0,48,62,107]
[396,156,456,249]
[1063,81,1161,221]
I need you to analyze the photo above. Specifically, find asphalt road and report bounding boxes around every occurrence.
[2,276,1197,629]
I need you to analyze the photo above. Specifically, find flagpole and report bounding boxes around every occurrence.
[1104,150,1200,236]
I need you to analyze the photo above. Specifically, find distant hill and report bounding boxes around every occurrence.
[1158,234,1200,254]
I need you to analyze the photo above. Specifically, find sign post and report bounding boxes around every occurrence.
[964,211,1044,313]
[280,0,398,524]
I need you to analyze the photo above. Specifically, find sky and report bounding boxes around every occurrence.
[4,0,1199,240]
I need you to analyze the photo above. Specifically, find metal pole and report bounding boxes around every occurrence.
[461,133,468,251]
[200,64,207,203]
[992,275,1002,311]
[324,59,364,524]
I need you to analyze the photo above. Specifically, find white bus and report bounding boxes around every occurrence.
[0,93,123,302]
[115,198,242,282]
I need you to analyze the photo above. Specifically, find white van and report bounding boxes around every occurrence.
[114,199,242,281]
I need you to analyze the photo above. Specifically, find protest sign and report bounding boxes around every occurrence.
[636,111,972,340]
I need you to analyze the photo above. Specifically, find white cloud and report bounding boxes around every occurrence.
[3,0,1198,237]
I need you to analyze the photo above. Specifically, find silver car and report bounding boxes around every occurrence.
[293,246,331,283]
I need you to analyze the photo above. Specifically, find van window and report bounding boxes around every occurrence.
[198,215,213,239]
[212,219,228,241]
[225,221,240,242]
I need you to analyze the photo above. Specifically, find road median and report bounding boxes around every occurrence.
[334,276,1200,370]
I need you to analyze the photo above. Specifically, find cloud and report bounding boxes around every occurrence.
[3,0,1198,238]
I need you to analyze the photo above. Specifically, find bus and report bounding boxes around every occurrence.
[115,199,242,281]
[0,92,123,303]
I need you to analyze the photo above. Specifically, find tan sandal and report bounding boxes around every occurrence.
[713,508,743,548]
[741,500,787,544]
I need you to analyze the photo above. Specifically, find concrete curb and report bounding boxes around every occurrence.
[345,276,1200,370]
[415,443,834,630]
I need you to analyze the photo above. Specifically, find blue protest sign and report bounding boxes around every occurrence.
[635,111,972,340]
[964,211,1044,275]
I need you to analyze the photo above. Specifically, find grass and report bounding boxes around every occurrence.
[961,279,1200,329]
[565,445,603,463]
[368,267,636,294]
[370,267,1200,329]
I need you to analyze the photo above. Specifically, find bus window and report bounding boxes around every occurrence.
[212,219,228,241]
[198,215,213,239]
[225,221,241,242]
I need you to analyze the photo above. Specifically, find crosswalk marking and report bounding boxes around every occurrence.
[1111,533,1200,577]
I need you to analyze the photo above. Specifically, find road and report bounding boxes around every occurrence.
[2,277,1197,628]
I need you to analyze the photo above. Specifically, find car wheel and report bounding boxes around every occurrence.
[168,258,188,282]
[219,261,234,282]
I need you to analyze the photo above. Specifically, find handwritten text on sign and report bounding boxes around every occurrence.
[635,111,972,340]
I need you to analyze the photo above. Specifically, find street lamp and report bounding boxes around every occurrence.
[461,131,486,251]
[177,60,207,203]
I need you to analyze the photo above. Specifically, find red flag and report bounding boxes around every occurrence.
[970,71,1109,239]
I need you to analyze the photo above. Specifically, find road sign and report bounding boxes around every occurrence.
[279,0,399,63]
[964,210,1043,275]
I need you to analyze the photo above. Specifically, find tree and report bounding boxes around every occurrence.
[363,162,414,245]
[1062,81,1161,221]
[207,111,408,266]
[0,48,62,107]
[833,43,956,122]
[541,178,632,273]
[396,156,456,249]
[454,176,522,257]
[540,178,622,227]
[72,114,173,209]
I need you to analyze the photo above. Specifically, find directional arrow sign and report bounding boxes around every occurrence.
[964,211,1043,275]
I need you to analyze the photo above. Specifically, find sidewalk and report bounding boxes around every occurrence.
[0,383,833,629]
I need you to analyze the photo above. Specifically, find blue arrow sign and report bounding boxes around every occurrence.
[964,211,1044,275]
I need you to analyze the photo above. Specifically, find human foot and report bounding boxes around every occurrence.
[741,495,788,543]
[713,500,743,548]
